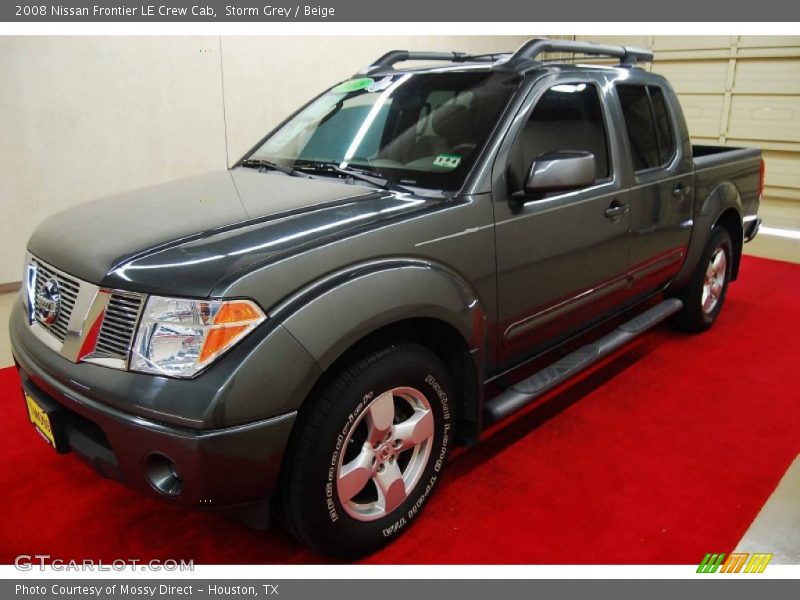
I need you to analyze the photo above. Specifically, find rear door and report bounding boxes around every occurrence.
[614,82,694,296]
[491,73,632,367]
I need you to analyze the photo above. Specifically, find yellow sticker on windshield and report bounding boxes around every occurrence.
[433,154,462,169]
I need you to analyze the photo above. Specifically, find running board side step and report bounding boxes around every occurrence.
[484,298,683,424]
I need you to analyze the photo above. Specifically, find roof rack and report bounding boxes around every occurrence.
[503,38,653,69]
[356,38,654,76]
[358,50,502,75]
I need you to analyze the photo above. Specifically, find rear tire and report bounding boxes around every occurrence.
[273,344,454,559]
[671,226,733,333]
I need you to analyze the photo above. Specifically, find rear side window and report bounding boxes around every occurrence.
[617,84,676,171]
[649,86,676,165]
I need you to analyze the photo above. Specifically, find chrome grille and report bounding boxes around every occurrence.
[32,258,80,341]
[95,293,144,360]
[27,255,146,369]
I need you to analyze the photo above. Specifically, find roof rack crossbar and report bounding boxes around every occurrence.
[359,50,499,74]
[356,38,654,77]
[506,38,653,67]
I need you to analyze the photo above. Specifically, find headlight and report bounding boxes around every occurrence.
[130,296,266,378]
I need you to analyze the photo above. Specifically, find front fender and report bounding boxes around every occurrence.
[272,258,487,374]
[670,181,743,290]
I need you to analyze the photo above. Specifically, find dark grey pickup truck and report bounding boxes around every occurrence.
[10,38,763,558]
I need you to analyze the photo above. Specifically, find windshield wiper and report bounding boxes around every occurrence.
[293,161,413,194]
[239,158,309,178]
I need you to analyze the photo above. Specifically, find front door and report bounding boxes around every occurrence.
[492,75,631,368]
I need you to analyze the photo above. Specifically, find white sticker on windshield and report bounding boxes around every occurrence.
[366,76,394,93]
[433,154,462,169]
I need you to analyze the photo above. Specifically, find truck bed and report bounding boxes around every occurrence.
[692,144,762,223]
[693,144,760,168]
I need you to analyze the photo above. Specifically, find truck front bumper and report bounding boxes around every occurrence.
[10,300,297,511]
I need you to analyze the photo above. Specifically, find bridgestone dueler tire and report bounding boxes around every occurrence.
[671,226,733,333]
[273,344,455,559]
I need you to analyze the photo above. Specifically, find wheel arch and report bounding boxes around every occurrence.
[274,259,488,445]
[301,317,482,446]
[670,180,744,291]
[713,207,744,281]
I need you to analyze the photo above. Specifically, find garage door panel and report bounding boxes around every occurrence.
[652,36,734,51]
[738,36,800,49]
[653,60,728,94]
[737,47,800,60]
[734,60,800,95]
[653,49,734,61]
[575,35,650,48]
[728,96,800,143]
[762,151,800,190]
[764,187,799,201]
[676,95,724,138]
[691,137,722,146]
[725,138,800,153]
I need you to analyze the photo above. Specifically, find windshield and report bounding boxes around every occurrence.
[245,71,519,191]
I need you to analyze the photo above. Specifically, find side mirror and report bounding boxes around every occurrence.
[521,150,596,196]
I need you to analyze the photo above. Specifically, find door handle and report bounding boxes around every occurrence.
[673,183,691,197]
[604,201,628,220]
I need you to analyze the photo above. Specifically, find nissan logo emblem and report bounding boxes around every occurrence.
[35,278,61,327]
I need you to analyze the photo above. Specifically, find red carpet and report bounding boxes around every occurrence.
[1,255,798,564]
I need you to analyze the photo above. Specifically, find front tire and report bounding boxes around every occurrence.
[671,226,733,332]
[274,344,454,559]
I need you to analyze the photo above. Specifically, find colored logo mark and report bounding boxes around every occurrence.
[697,552,773,573]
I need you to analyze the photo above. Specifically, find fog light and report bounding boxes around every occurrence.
[144,453,183,496]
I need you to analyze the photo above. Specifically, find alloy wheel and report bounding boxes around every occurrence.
[336,387,434,521]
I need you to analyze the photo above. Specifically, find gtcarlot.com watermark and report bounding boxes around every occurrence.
[15,554,194,572]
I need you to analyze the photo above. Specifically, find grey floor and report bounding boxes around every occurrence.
[736,455,800,564]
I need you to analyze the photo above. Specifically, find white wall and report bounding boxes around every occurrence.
[0,35,529,284]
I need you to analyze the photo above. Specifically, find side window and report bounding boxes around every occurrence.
[508,82,610,192]
[617,84,660,171]
[648,85,676,165]
[617,83,676,171]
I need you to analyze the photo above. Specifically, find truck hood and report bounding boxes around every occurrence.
[28,169,438,297]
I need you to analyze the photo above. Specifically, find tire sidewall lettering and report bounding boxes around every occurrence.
[378,373,451,538]
[326,390,374,523]
[323,368,452,539]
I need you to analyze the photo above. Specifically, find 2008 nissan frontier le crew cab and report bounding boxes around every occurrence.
[10,38,763,558]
